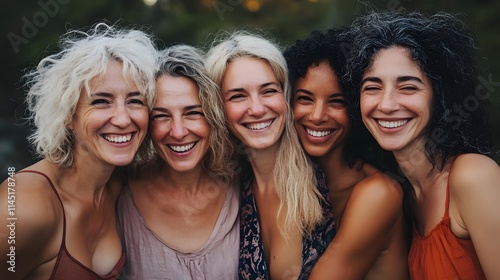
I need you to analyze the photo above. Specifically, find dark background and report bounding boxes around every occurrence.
[1,0,500,178]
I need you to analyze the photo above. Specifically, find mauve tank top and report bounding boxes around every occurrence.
[116,181,240,280]
[19,170,125,280]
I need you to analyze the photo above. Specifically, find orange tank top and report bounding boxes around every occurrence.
[19,170,125,280]
[408,175,486,280]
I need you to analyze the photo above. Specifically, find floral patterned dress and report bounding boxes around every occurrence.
[238,167,336,280]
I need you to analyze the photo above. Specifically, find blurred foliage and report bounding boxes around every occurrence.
[1,0,500,172]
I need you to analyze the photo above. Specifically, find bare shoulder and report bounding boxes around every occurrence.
[449,153,500,194]
[341,168,404,233]
[351,169,403,206]
[0,163,63,277]
[0,165,62,235]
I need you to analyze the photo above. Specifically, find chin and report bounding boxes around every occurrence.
[107,156,135,166]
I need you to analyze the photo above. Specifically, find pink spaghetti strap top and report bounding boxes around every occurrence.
[408,171,486,280]
[19,170,125,280]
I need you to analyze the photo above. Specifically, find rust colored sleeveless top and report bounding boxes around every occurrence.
[408,174,486,280]
[19,170,125,280]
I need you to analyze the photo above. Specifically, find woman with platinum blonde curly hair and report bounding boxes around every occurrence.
[205,31,335,280]
[0,23,157,280]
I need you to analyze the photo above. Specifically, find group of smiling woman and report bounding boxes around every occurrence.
[1,9,499,280]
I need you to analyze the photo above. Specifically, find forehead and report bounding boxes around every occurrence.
[155,75,200,105]
[222,57,278,87]
[364,46,424,77]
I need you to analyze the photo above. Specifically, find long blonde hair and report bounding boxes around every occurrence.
[205,31,323,238]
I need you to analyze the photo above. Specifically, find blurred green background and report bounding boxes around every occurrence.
[1,0,500,175]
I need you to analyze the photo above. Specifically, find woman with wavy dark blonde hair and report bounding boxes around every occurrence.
[116,44,240,279]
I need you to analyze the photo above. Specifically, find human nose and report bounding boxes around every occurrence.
[377,89,399,113]
[111,104,132,128]
[169,117,188,140]
[248,95,266,117]
[309,102,327,123]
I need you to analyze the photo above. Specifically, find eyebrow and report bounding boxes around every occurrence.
[295,89,343,97]
[151,104,202,113]
[224,81,281,94]
[91,91,142,98]
[396,76,424,84]
[361,76,424,86]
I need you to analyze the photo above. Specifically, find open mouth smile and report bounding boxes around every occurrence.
[168,142,196,153]
[246,120,273,130]
[103,133,132,143]
[377,119,408,128]
[305,127,332,137]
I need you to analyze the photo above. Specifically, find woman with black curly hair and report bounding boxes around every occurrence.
[345,11,500,279]
[284,28,409,280]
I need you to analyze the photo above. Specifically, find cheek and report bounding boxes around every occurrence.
[292,104,308,122]
[192,120,211,139]
[272,95,287,114]
[223,103,241,125]
[359,96,373,117]
[334,109,350,127]
[150,122,169,143]
[131,108,150,130]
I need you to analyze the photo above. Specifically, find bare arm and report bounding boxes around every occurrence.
[309,173,404,280]
[451,154,500,279]
[0,172,61,279]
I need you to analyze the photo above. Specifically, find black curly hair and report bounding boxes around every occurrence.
[284,28,348,90]
[283,28,399,174]
[344,11,493,171]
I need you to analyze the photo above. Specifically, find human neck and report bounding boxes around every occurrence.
[318,143,358,189]
[393,138,439,192]
[59,156,115,205]
[159,163,213,191]
[246,144,279,192]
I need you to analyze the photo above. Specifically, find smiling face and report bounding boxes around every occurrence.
[150,75,210,173]
[360,46,433,154]
[69,60,149,167]
[292,60,349,158]
[221,56,286,152]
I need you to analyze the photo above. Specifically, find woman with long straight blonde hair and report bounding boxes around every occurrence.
[205,31,335,280]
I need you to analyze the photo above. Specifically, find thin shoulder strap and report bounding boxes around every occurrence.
[17,170,67,235]
[17,170,66,253]
[443,175,451,218]
[17,170,64,208]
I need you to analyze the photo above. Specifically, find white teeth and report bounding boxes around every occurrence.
[247,120,273,130]
[169,143,195,152]
[377,120,408,128]
[306,128,332,137]
[104,134,132,143]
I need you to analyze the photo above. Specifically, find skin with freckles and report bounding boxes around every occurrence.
[150,75,210,173]
[116,44,239,279]
[0,60,150,280]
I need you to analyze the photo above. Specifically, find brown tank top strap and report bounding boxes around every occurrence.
[18,170,63,205]
[17,170,67,236]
